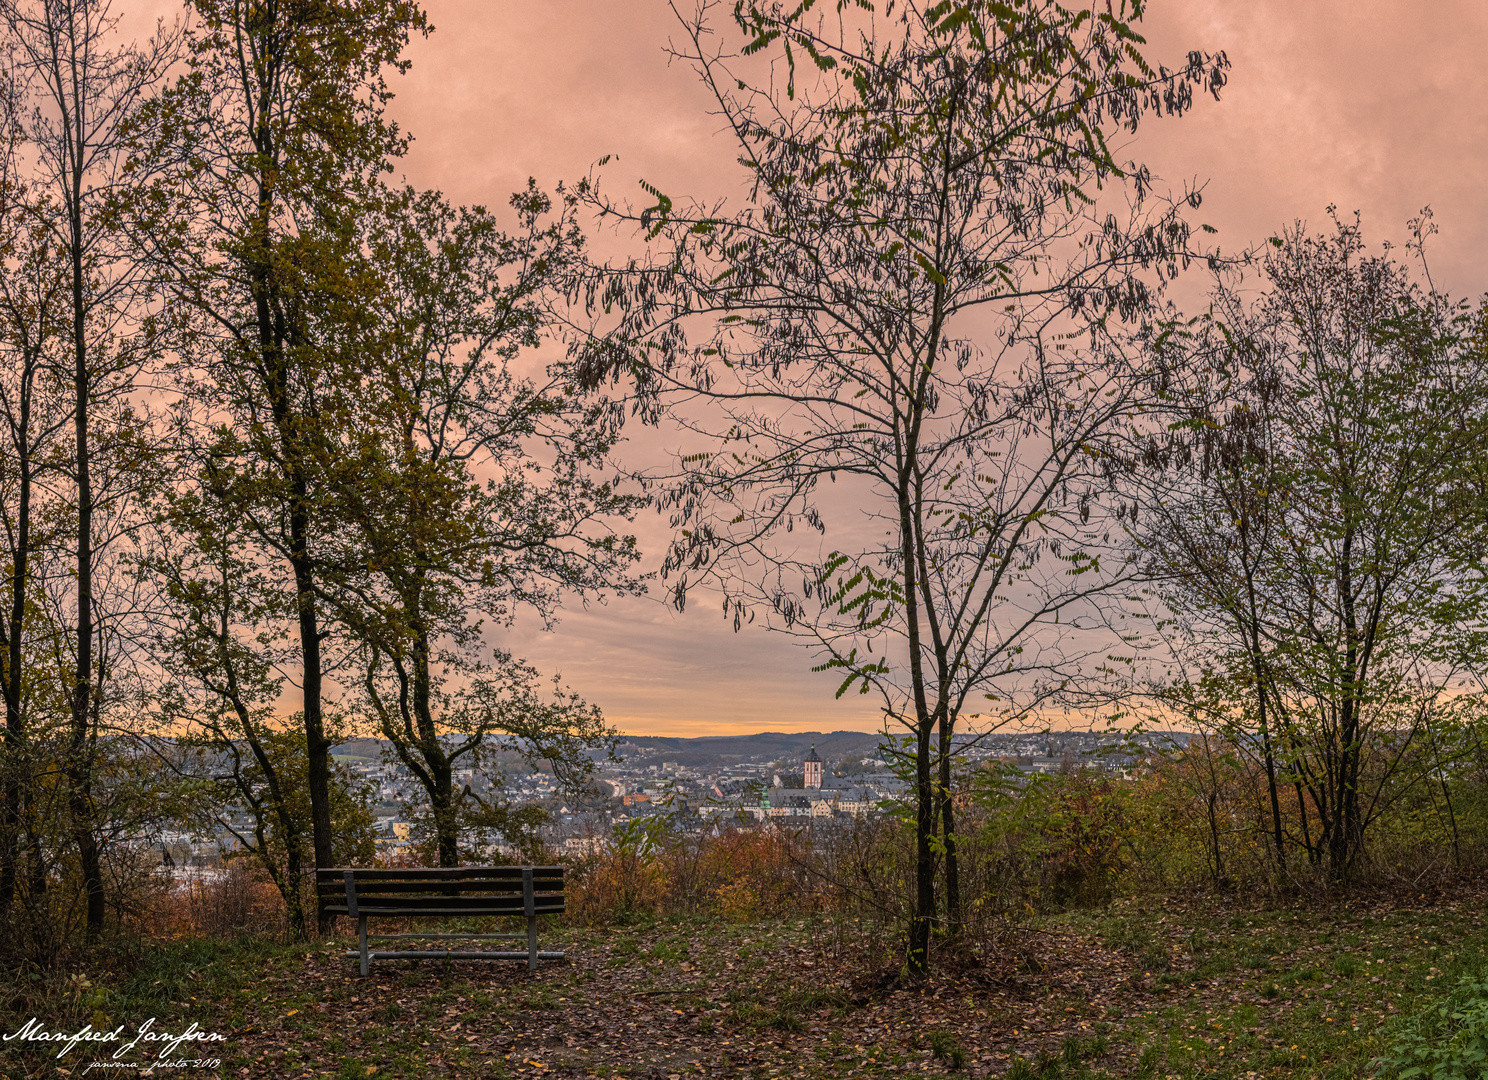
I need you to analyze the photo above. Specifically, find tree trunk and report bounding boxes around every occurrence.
[246,60,334,917]
[1257,729,1284,872]
[254,229,333,919]
[1245,607,1285,870]
[1205,791,1223,889]
[909,718,935,974]
[290,543,334,915]
[69,180,103,938]
[1334,526,1361,880]
[25,804,44,903]
[283,841,306,940]
[410,610,458,868]
[897,423,934,974]
[1332,731,1361,878]
[1293,778,1316,865]
[433,775,458,868]
[0,380,31,916]
[1239,525,1286,874]
[0,757,18,916]
[1428,725,1462,869]
[937,713,961,935]
[1440,772,1461,870]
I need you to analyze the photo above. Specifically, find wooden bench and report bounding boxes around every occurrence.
[316,866,565,975]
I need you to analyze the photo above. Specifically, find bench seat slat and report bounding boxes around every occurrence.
[321,904,565,917]
[316,881,561,896]
[319,896,566,909]
[322,916,565,922]
[319,899,566,913]
[316,867,562,882]
[320,893,566,907]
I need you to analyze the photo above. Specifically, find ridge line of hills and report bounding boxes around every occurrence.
[329,729,1187,770]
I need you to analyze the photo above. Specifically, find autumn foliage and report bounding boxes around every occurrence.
[136,862,288,941]
[566,822,819,924]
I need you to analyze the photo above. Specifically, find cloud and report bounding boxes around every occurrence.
[384,1,1488,734]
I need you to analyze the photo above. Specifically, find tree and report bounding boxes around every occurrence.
[126,0,429,913]
[1134,213,1488,880]
[324,185,640,866]
[0,66,69,922]
[366,656,611,867]
[144,481,320,935]
[577,0,1226,970]
[0,0,177,937]
[199,726,377,932]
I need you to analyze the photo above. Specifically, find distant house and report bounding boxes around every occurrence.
[720,746,892,822]
[835,789,876,817]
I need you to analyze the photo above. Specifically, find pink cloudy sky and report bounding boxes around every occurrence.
[368,0,1485,737]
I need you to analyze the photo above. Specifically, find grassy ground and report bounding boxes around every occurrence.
[3,888,1484,1079]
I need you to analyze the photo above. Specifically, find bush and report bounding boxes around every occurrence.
[972,764,1135,906]
[566,817,671,922]
[691,828,806,921]
[139,860,287,940]
[565,818,818,924]
[1375,974,1488,1079]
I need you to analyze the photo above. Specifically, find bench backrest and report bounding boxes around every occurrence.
[316,866,565,919]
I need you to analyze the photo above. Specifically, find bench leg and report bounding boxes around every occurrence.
[359,916,369,976]
[527,915,537,971]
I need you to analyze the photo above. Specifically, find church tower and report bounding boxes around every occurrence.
[804,744,823,789]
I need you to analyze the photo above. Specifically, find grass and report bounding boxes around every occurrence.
[1,895,1482,1078]
[1064,896,1488,1079]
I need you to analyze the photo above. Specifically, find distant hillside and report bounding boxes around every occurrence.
[615,730,885,766]
[329,728,1177,770]
[326,731,887,769]
[333,738,385,762]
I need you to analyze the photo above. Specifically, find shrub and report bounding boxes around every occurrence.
[692,828,805,920]
[566,818,819,924]
[140,860,287,940]
[972,764,1134,906]
[1374,974,1488,1079]
[566,817,671,922]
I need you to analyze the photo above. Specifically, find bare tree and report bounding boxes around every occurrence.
[0,66,70,921]
[0,0,177,936]
[577,0,1225,970]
